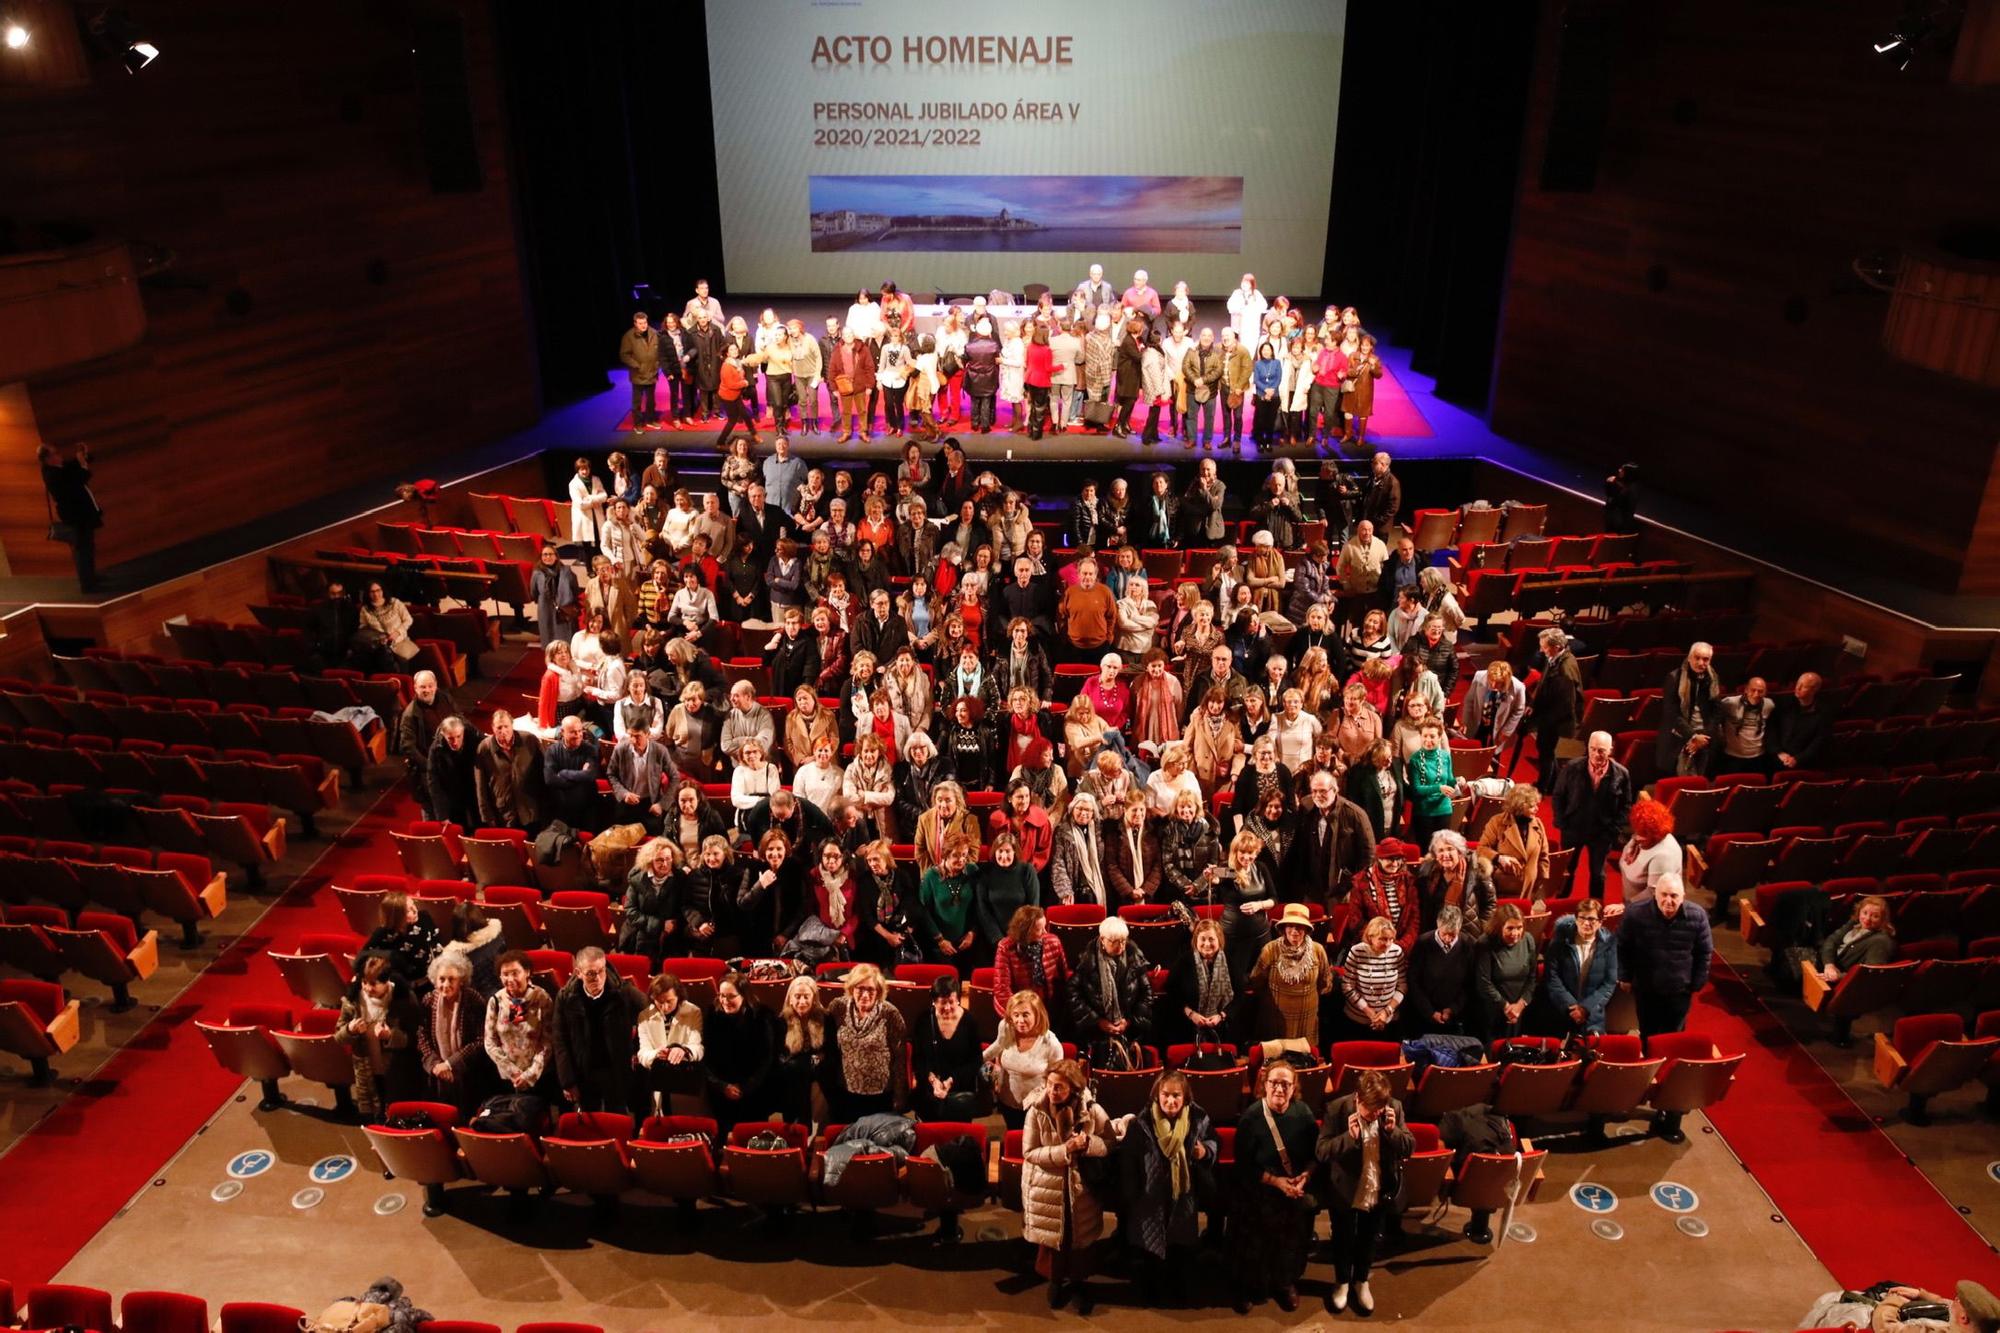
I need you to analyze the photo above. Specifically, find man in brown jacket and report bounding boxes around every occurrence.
[1057,557,1118,664]
[1220,328,1254,449]
[475,710,546,832]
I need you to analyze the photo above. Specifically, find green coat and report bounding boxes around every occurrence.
[1405,745,1456,818]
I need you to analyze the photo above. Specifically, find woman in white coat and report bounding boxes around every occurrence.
[1021,1058,1116,1313]
[1226,274,1268,350]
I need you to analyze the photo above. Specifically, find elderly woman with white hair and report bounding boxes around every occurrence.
[1049,791,1112,908]
[1244,530,1293,632]
[1116,578,1159,656]
[1415,828,1496,937]
[418,950,490,1119]
[1069,915,1156,1055]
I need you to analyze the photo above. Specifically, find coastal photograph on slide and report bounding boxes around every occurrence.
[808,175,1244,253]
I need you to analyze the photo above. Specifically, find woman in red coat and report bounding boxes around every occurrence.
[990,779,1055,872]
[1023,325,1055,440]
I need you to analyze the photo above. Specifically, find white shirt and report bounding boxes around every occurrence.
[1145,768,1204,818]
[1269,712,1322,770]
[845,301,885,341]
[794,761,845,813]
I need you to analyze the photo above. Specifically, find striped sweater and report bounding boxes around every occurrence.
[1342,941,1406,1025]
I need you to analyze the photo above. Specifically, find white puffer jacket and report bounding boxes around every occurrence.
[1019,1085,1116,1248]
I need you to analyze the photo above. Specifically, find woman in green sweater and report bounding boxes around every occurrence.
[974,831,1041,967]
[1403,718,1456,849]
[920,835,982,976]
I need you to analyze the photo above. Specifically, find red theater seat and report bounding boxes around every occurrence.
[121,1290,211,1333]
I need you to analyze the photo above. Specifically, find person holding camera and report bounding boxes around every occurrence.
[1318,1068,1414,1316]
[39,441,103,592]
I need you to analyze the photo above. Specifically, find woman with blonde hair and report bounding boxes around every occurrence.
[820,961,907,1122]
[1144,740,1204,818]
[1063,689,1109,778]
[662,679,718,779]
[1341,915,1406,1037]
[1293,644,1339,720]
[771,973,828,1125]
[842,730,898,839]
[1477,782,1549,898]
[912,779,979,872]
[984,988,1064,1129]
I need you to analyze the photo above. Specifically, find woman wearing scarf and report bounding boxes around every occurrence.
[991,906,1071,1030]
[853,838,922,969]
[417,953,487,1120]
[1416,828,1497,937]
[1132,647,1185,756]
[1164,917,1235,1046]
[1475,782,1548,901]
[1117,1070,1219,1304]
[806,839,863,957]
[483,950,554,1101]
[912,780,980,873]
[1248,903,1335,1046]
[336,953,425,1120]
[1048,792,1112,908]
[819,962,907,1123]
[1230,1061,1317,1314]
[1021,1058,1116,1314]
[1351,839,1423,957]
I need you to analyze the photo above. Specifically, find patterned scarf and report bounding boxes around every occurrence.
[837,999,891,1094]
[1272,934,1316,988]
[822,866,850,928]
[1152,1105,1193,1201]
[1192,949,1232,1017]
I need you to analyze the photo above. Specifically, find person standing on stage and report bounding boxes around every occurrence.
[619,311,661,431]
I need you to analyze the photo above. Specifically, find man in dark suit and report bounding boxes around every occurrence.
[1361,450,1400,534]
[685,311,727,421]
[991,555,1055,644]
[39,441,104,592]
[1285,767,1377,911]
[851,587,910,664]
[1550,730,1634,900]
[1525,627,1583,778]
[733,481,793,566]
[542,715,603,830]
[475,709,546,832]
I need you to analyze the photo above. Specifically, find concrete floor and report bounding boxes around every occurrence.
[58,1070,1832,1331]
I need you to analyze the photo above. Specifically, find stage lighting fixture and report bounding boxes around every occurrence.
[1870,0,1964,71]
[81,7,157,72]
[3,23,28,49]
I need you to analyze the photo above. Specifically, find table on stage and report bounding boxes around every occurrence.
[909,302,1040,335]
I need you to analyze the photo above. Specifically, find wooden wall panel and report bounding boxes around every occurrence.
[1491,0,2000,594]
[0,0,536,577]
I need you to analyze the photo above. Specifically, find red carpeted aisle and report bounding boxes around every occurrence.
[1694,959,2000,1293]
[0,648,541,1288]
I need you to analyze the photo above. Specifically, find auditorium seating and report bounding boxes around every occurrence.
[0,839,227,947]
[1872,1013,2000,1122]
[0,977,81,1084]
[14,1282,616,1333]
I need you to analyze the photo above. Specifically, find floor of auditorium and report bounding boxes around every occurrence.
[58,1074,1829,1331]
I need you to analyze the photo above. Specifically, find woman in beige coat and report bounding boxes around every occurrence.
[1021,1058,1117,1313]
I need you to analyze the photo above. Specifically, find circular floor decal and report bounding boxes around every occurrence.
[1987,1162,2000,1185]
[1590,1218,1624,1241]
[373,1193,407,1216]
[1505,1222,1538,1243]
[1568,1181,1619,1214]
[1676,1216,1710,1238]
[309,1155,357,1185]
[1651,1182,1700,1213]
[291,1187,324,1210]
[210,1180,244,1203]
[227,1150,275,1179]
